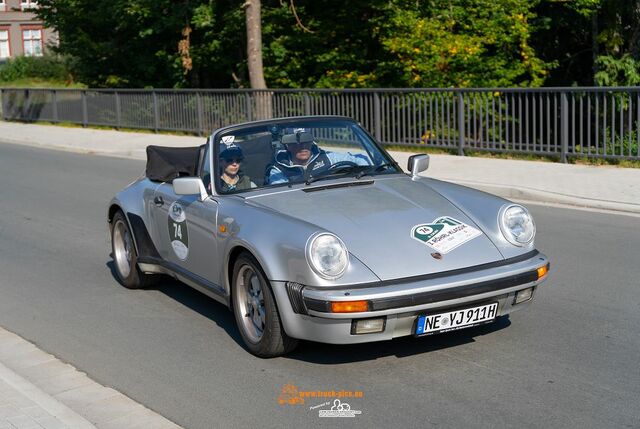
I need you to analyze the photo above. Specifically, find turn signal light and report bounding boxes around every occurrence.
[331,300,369,313]
[537,264,549,279]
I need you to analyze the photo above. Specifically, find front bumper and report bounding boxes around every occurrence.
[271,250,549,344]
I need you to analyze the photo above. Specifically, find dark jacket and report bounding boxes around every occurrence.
[220,174,254,193]
[266,145,332,184]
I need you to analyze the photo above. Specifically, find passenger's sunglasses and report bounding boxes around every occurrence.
[223,157,243,164]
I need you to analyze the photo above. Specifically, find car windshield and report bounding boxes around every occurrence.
[213,119,400,194]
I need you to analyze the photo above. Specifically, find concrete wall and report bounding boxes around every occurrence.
[0,0,57,58]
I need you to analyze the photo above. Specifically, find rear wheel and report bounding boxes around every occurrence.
[110,211,155,289]
[232,252,298,357]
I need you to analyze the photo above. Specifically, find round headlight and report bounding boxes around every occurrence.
[306,233,349,279]
[499,204,536,246]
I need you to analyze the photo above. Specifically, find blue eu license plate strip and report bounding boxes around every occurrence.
[415,302,498,336]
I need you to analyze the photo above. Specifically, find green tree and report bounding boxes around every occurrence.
[35,0,202,87]
[260,0,391,88]
[35,0,556,89]
[374,0,552,88]
[532,0,640,86]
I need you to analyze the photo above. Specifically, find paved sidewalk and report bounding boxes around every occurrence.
[0,328,181,429]
[0,121,639,214]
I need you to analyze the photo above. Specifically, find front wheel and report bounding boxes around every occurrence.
[232,252,298,357]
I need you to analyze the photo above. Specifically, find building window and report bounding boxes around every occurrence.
[21,1,38,11]
[0,30,10,58]
[0,0,6,12]
[22,28,43,56]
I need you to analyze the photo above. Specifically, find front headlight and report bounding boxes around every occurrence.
[499,204,536,246]
[306,233,349,279]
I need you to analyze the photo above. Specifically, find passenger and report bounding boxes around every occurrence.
[266,131,369,184]
[219,142,256,193]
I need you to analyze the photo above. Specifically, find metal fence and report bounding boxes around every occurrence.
[1,87,639,161]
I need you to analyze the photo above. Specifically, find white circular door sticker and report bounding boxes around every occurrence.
[168,201,189,260]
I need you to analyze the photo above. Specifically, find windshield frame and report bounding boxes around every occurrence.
[210,117,402,196]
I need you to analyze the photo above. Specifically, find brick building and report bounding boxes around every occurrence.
[0,0,56,60]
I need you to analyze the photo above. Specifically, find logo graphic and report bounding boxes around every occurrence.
[276,384,364,407]
[167,201,189,260]
[319,399,362,418]
[411,216,481,254]
[221,135,235,144]
[311,160,325,170]
[278,384,304,405]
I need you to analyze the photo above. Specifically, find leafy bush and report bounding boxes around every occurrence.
[0,55,71,83]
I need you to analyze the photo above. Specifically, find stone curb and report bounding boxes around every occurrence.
[0,359,96,429]
[0,327,182,429]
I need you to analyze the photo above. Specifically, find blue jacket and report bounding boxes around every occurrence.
[266,145,370,185]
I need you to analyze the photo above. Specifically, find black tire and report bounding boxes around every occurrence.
[110,211,156,289]
[231,252,298,358]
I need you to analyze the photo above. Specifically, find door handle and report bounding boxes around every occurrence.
[154,196,164,207]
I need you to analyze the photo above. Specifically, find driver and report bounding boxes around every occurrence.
[266,130,369,184]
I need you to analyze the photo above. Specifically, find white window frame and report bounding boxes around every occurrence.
[22,28,43,57]
[0,1,6,12]
[21,0,39,11]
[0,29,10,59]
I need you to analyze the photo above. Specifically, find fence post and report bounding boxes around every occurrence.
[115,91,121,130]
[152,91,159,133]
[81,90,88,127]
[196,91,204,136]
[52,90,58,123]
[23,89,29,120]
[457,91,465,156]
[304,92,311,116]
[374,92,381,142]
[245,93,252,122]
[560,91,568,163]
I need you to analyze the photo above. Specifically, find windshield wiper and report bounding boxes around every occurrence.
[305,165,362,185]
[355,163,394,179]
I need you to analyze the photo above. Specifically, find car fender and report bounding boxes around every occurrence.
[108,178,160,258]
[423,178,536,259]
[217,197,380,289]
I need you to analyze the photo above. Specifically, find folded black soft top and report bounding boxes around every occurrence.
[146,145,205,183]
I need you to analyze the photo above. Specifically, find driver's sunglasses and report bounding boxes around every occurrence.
[223,157,243,164]
[284,142,312,149]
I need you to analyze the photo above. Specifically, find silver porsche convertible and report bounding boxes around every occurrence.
[108,116,550,357]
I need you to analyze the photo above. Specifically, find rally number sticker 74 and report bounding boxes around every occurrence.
[168,201,189,261]
[411,216,481,254]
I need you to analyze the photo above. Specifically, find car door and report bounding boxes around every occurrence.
[150,144,223,291]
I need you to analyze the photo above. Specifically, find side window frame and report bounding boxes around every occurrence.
[198,137,214,195]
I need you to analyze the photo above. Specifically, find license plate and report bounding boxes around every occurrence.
[415,302,498,336]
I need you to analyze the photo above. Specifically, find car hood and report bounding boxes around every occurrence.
[248,176,505,281]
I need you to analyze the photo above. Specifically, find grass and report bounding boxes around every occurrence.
[570,156,640,168]
[0,78,86,89]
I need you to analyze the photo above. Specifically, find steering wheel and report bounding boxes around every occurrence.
[328,161,360,172]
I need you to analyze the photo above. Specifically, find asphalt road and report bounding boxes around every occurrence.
[0,142,638,429]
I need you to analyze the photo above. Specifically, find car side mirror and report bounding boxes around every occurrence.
[407,154,429,179]
[173,177,208,201]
